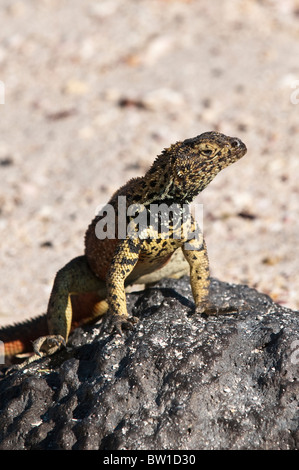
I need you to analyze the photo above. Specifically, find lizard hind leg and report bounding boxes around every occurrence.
[28,299,108,368]
[33,255,107,358]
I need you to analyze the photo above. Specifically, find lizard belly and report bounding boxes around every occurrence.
[127,237,182,283]
[127,252,173,283]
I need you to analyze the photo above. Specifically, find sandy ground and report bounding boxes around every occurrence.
[0,0,299,327]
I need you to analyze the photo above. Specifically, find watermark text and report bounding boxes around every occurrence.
[94,197,204,250]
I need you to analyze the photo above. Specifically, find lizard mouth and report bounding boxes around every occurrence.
[227,137,247,159]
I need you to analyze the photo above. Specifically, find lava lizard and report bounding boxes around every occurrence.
[0,131,247,365]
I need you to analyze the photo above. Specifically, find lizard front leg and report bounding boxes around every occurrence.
[182,234,210,312]
[104,236,141,334]
[182,236,236,316]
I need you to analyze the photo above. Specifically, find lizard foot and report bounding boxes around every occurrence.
[32,334,66,357]
[5,335,66,374]
[101,313,139,336]
[195,301,238,316]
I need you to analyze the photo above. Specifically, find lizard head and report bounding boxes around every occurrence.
[147,131,247,204]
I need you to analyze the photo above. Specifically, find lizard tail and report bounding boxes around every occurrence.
[0,314,48,358]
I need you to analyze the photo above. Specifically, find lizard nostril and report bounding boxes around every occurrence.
[231,139,241,148]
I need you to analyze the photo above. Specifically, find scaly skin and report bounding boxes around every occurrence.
[1,131,247,365]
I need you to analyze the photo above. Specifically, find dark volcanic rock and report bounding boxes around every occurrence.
[0,276,299,450]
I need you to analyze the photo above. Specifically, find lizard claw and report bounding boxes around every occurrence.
[102,313,139,336]
[4,335,66,374]
[32,334,66,357]
[195,301,238,316]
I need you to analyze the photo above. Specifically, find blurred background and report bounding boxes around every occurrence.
[0,0,299,326]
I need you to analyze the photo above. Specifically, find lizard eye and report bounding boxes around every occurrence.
[201,149,213,157]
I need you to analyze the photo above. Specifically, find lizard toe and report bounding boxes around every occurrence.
[102,313,138,336]
[32,334,66,357]
[195,301,238,316]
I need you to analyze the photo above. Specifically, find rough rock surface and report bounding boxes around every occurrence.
[0,276,299,450]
